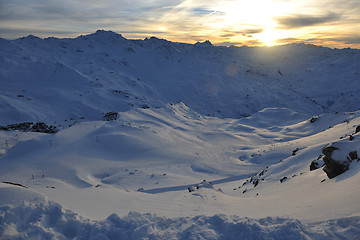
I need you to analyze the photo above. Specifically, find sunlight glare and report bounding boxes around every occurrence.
[215,0,293,45]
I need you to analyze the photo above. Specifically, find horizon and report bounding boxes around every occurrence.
[3,29,360,50]
[1,0,360,49]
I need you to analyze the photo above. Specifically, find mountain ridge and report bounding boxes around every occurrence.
[1,30,359,126]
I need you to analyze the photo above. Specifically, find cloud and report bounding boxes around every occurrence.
[275,34,360,49]
[220,29,263,39]
[215,41,243,47]
[275,37,302,44]
[320,0,360,11]
[338,37,360,45]
[315,36,360,45]
[0,0,184,39]
[275,12,341,29]
[240,29,264,35]
[242,39,262,46]
[0,0,181,20]
[0,0,359,49]
[191,8,220,17]
[0,27,77,35]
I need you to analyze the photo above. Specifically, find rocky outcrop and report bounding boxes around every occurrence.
[322,146,345,178]
[322,142,359,179]
[310,155,324,171]
[188,180,214,192]
[0,122,57,133]
[355,126,360,134]
[103,112,119,121]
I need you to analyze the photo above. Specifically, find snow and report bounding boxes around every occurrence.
[327,138,360,163]
[1,197,359,239]
[1,31,360,239]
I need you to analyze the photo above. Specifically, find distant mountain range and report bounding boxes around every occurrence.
[1,30,359,127]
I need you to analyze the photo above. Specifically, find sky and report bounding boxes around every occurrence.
[0,0,359,48]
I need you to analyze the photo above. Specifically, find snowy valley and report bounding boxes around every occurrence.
[0,30,360,239]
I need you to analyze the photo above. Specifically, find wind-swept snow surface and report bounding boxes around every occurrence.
[1,195,359,240]
[1,31,360,239]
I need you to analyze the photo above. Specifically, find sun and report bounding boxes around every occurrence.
[256,27,289,46]
[213,0,293,46]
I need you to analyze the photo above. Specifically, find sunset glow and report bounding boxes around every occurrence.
[1,0,359,48]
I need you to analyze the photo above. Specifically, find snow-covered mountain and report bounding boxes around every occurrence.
[1,30,360,239]
[1,30,359,125]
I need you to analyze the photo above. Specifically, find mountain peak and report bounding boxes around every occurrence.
[80,30,126,41]
[194,40,213,47]
[144,36,172,44]
[94,29,118,36]
[18,35,42,41]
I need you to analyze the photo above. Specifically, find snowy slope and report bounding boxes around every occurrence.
[1,31,360,239]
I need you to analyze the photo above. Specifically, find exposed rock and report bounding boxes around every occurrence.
[322,145,345,178]
[309,116,319,123]
[310,160,319,171]
[348,151,358,161]
[0,122,57,133]
[292,148,299,156]
[253,179,259,187]
[322,143,359,179]
[32,122,57,133]
[188,180,214,192]
[356,126,360,134]
[280,177,287,183]
[310,159,325,171]
[104,112,118,121]
[310,155,324,171]
[188,185,198,192]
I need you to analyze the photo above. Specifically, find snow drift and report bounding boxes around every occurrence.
[1,190,359,240]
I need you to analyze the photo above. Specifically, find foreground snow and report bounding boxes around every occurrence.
[1,192,359,240]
